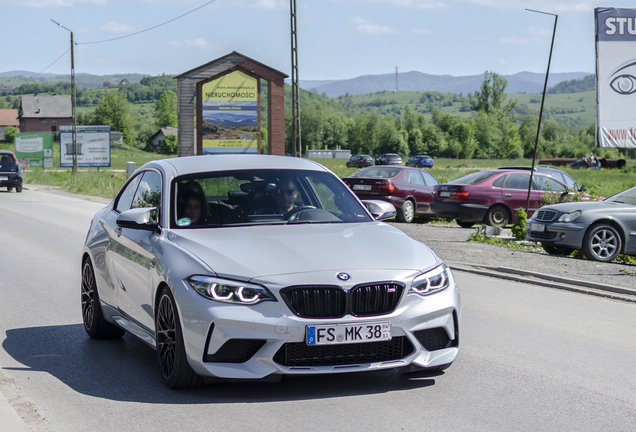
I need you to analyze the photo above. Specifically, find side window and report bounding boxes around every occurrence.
[115,174,142,213]
[504,173,531,190]
[421,171,439,186]
[408,170,425,186]
[132,171,162,209]
[492,176,505,188]
[535,175,567,192]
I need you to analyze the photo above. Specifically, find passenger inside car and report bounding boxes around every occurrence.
[177,181,209,226]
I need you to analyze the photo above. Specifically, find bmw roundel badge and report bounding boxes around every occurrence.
[336,272,351,281]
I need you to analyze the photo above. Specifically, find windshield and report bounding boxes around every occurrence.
[449,170,498,185]
[171,169,372,228]
[606,186,636,205]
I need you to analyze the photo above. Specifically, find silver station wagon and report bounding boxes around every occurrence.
[81,155,461,388]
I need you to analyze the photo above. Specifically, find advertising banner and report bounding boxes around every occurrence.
[595,7,636,148]
[201,70,258,154]
[59,126,111,167]
[14,132,53,159]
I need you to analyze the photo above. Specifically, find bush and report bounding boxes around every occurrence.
[3,126,17,143]
[158,134,177,155]
[511,208,527,240]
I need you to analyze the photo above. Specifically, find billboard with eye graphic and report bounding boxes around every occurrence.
[596,8,636,148]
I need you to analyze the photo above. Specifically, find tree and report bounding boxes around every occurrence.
[158,134,178,155]
[154,90,177,128]
[3,126,17,143]
[94,91,135,146]
[469,71,517,117]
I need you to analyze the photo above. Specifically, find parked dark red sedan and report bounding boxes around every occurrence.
[342,166,440,223]
[430,169,594,228]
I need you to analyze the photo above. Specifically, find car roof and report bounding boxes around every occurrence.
[0,150,15,155]
[142,154,329,177]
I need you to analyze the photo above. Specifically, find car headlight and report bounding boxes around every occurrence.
[410,264,451,296]
[187,276,276,305]
[558,211,581,223]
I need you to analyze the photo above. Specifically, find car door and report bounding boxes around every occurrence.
[496,172,544,214]
[404,169,435,214]
[111,169,162,332]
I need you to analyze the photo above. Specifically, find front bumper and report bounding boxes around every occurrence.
[176,269,461,379]
[430,201,489,222]
[526,221,587,248]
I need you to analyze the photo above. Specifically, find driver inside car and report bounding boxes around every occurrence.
[275,176,299,214]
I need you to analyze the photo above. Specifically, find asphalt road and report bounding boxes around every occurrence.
[1,188,636,432]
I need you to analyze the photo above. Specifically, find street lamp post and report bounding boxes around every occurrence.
[51,19,77,176]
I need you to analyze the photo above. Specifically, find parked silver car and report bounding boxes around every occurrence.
[82,155,461,388]
[526,186,636,261]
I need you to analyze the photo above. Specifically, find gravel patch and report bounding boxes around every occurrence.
[389,222,636,291]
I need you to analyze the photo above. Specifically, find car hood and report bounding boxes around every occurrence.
[168,222,440,280]
[539,200,626,213]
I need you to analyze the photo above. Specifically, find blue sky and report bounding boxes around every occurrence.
[2,0,632,80]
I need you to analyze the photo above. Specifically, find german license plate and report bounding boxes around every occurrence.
[0,176,7,181]
[353,184,372,191]
[440,191,450,197]
[306,322,391,346]
[531,223,545,232]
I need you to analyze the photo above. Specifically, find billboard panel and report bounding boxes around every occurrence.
[60,126,111,167]
[201,70,258,154]
[14,132,53,159]
[596,8,636,148]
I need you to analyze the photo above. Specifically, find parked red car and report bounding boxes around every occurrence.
[342,166,440,223]
[430,169,595,228]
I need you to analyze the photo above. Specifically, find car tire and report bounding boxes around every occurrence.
[16,185,22,193]
[581,223,622,262]
[7,187,13,192]
[541,244,575,255]
[156,286,204,389]
[485,205,510,227]
[81,259,126,339]
[396,199,415,223]
[456,220,475,228]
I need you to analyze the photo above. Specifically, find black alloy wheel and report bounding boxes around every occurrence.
[156,287,203,389]
[582,223,622,262]
[81,259,125,339]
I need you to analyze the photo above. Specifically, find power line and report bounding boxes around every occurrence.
[78,0,217,45]
[34,48,71,77]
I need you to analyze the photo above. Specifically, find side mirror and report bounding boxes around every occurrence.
[362,200,397,221]
[578,185,587,192]
[117,207,160,232]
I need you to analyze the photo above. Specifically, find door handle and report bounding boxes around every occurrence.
[115,227,122,237]
[505,194,512,197]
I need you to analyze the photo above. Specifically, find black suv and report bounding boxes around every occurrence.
[346,154,374,168]
[375,153,403,165]
[0,150,23,193]
[498,165,584,192]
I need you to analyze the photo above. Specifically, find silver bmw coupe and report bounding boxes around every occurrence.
[81,155,461,388]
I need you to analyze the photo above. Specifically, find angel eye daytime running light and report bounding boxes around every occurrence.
[187,276,275,305]
[410,265,451,296]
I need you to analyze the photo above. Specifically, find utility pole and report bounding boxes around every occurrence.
[290,0,302,157]
[395,66,399,92]
[52,19,77,176]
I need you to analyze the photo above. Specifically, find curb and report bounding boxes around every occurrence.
[447,261,636,303]
[0,390,30,432]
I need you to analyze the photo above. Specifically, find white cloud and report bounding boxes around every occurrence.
[498,58,508,64]
[366,0,448,10]
[352,17,401,35]
[249,0,287,9]
[11,0,106,7]
[500,36,529,44]
[168,39,215,50]
[101,22,136,34]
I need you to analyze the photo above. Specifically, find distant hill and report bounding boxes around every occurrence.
[0,70,58,78]
[297,71,592,97]
[0,72,148,88]
[547,74,595,94]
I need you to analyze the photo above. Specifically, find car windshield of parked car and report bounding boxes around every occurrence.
[605,187,636,205]
[171,169,373,228]
[355,167,401,178]
[448,171,498,185]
